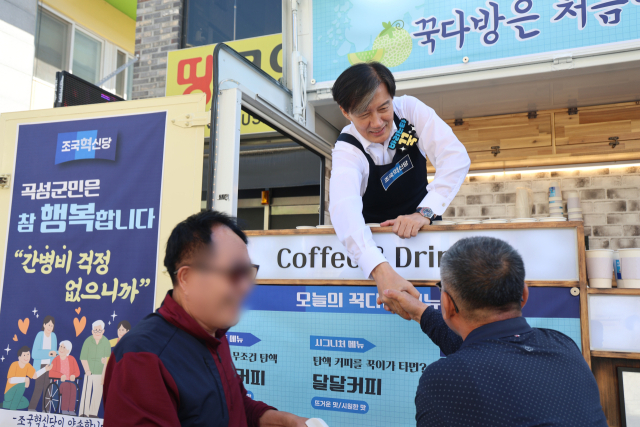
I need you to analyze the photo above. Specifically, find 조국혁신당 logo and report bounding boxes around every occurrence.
[55,129,117,164]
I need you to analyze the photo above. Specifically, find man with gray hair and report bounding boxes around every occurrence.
[79,319,110,418]
[383,236,607,426]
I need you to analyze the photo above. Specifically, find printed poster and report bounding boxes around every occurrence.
[231,285,581,426]
[313,0,640,83]
[0,112,167,426]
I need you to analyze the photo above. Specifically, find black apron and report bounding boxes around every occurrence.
[337,113,437,224]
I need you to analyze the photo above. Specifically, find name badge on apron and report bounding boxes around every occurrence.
[380,155,413,191]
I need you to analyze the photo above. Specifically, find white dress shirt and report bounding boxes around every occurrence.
[329,95,470,278]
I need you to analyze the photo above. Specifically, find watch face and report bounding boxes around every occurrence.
[418,207,434,218]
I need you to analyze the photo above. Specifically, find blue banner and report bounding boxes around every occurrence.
[234,285,580,426]
[313,0,640,83]
[0,113,166,423]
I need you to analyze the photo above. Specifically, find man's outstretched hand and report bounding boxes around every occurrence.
[378,288,428,323]
[371,263,421,320]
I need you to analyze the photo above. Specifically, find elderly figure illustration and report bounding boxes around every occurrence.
[46,340,81,415]
[79,320,111,418]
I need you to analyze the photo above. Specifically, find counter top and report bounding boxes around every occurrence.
[245,221,585,236]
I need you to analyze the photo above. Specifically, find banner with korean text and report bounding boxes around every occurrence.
[312,0,640,84]
[232,285,581,426]
[0,112,166,426]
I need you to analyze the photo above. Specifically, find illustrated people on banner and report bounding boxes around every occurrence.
[28,316,57,412]
[109,320,131,347]
[2,346,35,410]
[46,341,81,416]
[79,320,111,418]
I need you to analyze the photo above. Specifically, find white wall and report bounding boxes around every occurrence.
[0,0,37,114]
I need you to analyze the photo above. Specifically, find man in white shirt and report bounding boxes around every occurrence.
[329,62,470,318]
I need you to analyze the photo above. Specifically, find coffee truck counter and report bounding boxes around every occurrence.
[239,222,640,425]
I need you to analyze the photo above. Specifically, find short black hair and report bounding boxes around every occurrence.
[117,320,131,331]
[17,346,30,357]
[164,210,247,285]
[332,62,396,115]
[440,237,525,313]
[42,315,55,331]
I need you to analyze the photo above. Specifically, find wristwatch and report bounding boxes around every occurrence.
[416,207,437,224]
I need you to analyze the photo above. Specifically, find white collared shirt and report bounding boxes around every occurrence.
[329,95,470,277]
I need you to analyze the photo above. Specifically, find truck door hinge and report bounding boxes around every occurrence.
[171,113,210,128]
[0,174,10,189]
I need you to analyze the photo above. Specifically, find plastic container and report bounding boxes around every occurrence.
[538,217,567,222]
[510,218,538,223]
[586,249,614,288]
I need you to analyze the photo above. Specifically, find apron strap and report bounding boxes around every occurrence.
[337,133,367,156]
[393,112,401,128]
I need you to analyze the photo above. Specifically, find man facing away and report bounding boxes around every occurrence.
[383,236,608,427]
[103,211,308,427]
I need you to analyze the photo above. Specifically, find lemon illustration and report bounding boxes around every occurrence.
[347,48,385,65]
[372,20,413,68]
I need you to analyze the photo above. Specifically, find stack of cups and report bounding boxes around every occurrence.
[586,249,614,288]
[566,190,582,221]
[619,248,640,288]
[548,181,564,217]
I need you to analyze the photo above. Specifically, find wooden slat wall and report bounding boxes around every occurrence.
[440,102,640,170]
[555,105,640,146]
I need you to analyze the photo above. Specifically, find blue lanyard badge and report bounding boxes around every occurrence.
[380,155,414,191]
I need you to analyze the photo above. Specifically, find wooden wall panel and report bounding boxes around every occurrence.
[591,356,640,427]
[555,105,640,146]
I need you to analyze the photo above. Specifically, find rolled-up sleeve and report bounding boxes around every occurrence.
[329,143,387,278]
[405,96,470,216]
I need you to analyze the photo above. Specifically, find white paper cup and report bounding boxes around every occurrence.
[458,220,481,224]
[619,248,640,288]
[510,218,538,223]
[482,219,508,223]
[586,249,614,288]
[432,220,456,225]
[566,191,581,209]
[613,251,625,288]
[568,208,582,213]
[296,226,316,229]
[549,196,562,201]
[316,225,334,229]
[365,223,381,228]
[538,217,567,222]
[568,216,583,221]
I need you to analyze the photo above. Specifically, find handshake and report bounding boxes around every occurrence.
[372,262,428,322]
